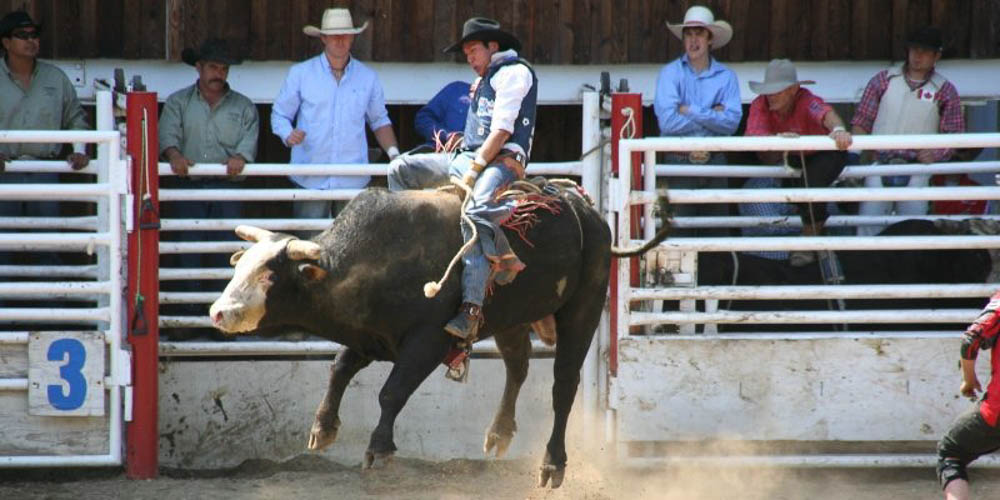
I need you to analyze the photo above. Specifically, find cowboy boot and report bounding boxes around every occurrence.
[444,302,482,342]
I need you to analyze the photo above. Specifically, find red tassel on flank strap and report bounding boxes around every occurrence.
[501,193,562,247]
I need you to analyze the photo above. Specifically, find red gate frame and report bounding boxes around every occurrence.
[125,92,160,479]
[608,93,643,376]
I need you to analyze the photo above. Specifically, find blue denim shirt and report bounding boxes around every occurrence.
[271,54,392,189]
[653,55,742,137]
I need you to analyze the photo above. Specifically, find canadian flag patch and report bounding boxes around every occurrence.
[917,89,936,101]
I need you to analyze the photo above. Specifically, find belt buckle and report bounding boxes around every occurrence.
[688,151,711,164]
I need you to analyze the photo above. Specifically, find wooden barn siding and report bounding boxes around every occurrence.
[2,0,997,62]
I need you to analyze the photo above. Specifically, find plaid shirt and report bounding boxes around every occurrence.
[851,68,964,163]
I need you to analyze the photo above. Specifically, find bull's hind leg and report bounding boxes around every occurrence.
[539,292,604,489]
[484,324,532,458]
[309,348,372,450]
[365,325,451,469]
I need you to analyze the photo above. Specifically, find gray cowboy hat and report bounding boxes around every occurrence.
[443,17,521,54]
[181,38,243,66]
[0,11,41,38]
[748,59,815,95]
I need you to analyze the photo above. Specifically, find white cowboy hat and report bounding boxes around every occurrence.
[748,59,816,95]
[666,5,733,50]
[303,8,368,37]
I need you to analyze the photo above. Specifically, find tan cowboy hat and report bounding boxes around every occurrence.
[303,8,368,37]
[748,59,816,95]
[666,5,733,50]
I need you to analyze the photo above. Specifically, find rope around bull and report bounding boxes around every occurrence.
[423,178,478,298]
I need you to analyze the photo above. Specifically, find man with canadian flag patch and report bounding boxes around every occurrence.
[851,26,964,236]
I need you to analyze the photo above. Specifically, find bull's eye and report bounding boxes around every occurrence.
[259,270,275,285]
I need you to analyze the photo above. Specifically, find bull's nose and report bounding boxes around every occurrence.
[211,309,223,326]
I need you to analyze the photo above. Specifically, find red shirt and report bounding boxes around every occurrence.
[931,175,988,216]
[961,291,1000,426]
[745,88,833,137]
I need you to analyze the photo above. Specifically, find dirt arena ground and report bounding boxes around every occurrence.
[2,454,999,499]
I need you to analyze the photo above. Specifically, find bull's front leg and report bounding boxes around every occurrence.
[365,325,451,469]
[309,348,372,451]
[484,324,531,458]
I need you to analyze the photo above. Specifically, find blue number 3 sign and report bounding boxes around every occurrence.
[28,332,105,416]
[46,338,87,410]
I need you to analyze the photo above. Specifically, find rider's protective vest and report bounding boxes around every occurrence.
[463,56,538,162]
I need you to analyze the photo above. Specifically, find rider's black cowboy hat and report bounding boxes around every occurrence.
[443,17,521,54]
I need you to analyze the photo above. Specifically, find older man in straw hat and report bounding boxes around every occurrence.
[654,5,742,237]
[745,59,853,267]
[387,17,537,347]
[272,7,400,231]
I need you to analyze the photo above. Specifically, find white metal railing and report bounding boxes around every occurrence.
[614,132,1000,338]
[0,90,129,467]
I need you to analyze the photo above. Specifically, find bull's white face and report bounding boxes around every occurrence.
[210,226,327,335]
[209,238,287,334]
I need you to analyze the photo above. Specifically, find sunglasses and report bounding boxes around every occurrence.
[9,30,40,40]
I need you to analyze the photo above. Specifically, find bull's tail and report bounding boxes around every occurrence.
[611,223,671,258]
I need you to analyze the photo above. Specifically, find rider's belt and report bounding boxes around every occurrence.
[665,151,713,165]
[496,150,527,179]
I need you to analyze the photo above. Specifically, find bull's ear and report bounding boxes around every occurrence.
[229,249,246,266]
[298,263,327,282]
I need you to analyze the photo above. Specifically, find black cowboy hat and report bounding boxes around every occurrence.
[0,11,41,38]
[906,26,944,52]
[443,17,521,54]
[181,38,243,66]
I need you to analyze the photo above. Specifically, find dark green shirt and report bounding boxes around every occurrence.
[0,58,88,159]
[158,82,259,163]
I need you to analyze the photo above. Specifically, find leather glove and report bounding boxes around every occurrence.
[461,169,479,187]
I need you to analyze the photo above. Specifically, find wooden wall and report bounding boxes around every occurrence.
[3,0,999,62]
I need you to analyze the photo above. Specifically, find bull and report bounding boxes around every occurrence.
[208,186,663,488]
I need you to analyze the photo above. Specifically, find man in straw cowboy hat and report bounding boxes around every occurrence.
[745,59,853,267]
[654,5,742,237]
[272,7,400,231]
[387,17,538,344]
[158,38,260,339]
[852,26,964,237]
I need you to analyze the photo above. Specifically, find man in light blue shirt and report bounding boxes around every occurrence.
[271,8,400,224]
[653,5,742,237]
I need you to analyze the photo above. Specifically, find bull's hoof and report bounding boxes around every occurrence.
[307,416,340,451]
[363,450,394,470]
[483,430,513,458]
[538,463,565,488]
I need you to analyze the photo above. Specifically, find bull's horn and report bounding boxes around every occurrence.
[287,239,323,261]
[235,225,276,243]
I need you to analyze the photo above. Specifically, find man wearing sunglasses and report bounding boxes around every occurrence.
[0,11,89,173]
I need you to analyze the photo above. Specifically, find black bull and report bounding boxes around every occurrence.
[209,188,665,488]
[695,220,993,331]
